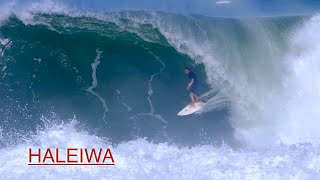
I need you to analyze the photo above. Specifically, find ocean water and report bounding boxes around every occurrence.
[0,1,320,179]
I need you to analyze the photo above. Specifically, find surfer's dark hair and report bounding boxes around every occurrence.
[185,67,190,71]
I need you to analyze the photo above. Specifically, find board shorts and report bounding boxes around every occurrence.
[189,85,198,94]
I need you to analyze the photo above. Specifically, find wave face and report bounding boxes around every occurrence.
[1,3,320,179]
[0,12,240,146]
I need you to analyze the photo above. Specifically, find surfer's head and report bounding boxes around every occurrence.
[184,67,191,74]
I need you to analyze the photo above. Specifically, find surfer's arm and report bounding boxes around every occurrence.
[187,79,194,89]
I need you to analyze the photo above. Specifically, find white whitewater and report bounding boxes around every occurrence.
[0,118,319,179]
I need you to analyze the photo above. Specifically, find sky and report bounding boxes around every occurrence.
[63,0,320,16]
[2,0,320,17]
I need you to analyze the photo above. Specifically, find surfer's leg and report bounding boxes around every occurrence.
[193,94,200,101]
[189,85,201,103]
[189,92,196,107]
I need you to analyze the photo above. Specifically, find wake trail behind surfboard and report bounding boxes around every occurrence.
[196,86,230,113]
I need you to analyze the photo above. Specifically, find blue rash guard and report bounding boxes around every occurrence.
[188,71,198,93]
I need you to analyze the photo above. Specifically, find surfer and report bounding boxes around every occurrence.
[185,67,201,108]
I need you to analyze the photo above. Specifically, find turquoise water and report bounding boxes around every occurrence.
[0,13,236,146]
[0,6,320,179]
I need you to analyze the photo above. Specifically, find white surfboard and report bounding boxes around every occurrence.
[177,102,207,116]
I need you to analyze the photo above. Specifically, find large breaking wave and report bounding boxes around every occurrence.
[0,1,320,179]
